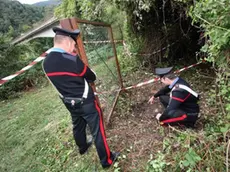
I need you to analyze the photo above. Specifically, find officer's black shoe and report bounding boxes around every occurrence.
[102,152,120,168]
[79,140,93,155]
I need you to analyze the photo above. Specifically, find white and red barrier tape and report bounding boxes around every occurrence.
[94,60,206,95]
[83,40,123,44]
[0,50,50,86]
[122,60,205,91]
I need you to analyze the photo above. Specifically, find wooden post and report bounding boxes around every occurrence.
[108,26,124,88]
[60,18,89,64]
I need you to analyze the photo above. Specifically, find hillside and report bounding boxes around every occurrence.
[0,0,44,37]
[32,0,61,7]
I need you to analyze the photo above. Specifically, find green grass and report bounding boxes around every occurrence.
[92,57,120,90]
[0,86,113,172]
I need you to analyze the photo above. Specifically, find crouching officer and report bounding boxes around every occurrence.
[148,67,200,127]
[43,27,119,168]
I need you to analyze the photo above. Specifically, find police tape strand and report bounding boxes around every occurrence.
[95,60,206,95]
[0,50,50,86]
[0,45,206,94]
[83,40,123,44]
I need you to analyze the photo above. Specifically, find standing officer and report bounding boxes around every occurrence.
[148,67,200,127]
[43,27,119,168]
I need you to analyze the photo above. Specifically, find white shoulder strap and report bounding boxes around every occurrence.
[173,84,199,98]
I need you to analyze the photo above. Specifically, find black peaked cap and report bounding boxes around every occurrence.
[53,27,80,42]
[155,66,173,77]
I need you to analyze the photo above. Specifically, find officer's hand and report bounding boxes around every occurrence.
[156,113,162,120]
[148,96,155,104]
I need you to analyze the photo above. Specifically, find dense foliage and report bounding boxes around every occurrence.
[190,0,230,125]
[0,36,52,99]
[55,0,201,63]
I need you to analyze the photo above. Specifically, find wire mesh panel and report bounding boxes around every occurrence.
[77,23,123,121]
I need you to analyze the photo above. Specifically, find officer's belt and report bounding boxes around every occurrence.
[61,96,85,106]
[59,79,89,106]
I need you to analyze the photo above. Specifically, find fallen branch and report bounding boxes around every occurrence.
[168,125,201,139]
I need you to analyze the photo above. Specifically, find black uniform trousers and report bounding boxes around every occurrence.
[64,100,114,167]
[159,95,198,127]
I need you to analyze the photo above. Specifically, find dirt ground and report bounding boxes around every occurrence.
[104,73,167,171]
[102,68,211,171]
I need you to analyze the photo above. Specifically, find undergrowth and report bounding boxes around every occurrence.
[144,66,229,171]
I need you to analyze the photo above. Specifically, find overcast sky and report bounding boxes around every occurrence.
[17,0,45,4]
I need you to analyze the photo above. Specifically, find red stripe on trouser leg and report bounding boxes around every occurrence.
[161,114,187,125]
[94,100,112,165]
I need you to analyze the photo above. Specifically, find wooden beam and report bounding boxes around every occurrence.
[75,18,110,27]
[108,26,124,88]
[106,90,121,125]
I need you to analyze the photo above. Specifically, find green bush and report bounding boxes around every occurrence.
[0,38,52,100]
[0,63,48,100]
[190,0,230,120]
[118,54,140,76]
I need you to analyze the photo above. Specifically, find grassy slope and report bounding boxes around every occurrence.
[0,86,111,172]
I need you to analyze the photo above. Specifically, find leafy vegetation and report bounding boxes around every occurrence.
[189,0,230,117]
[0,37,52,100]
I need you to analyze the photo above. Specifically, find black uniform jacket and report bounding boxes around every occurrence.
[154,77,200,120]
[43,51,96,104]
